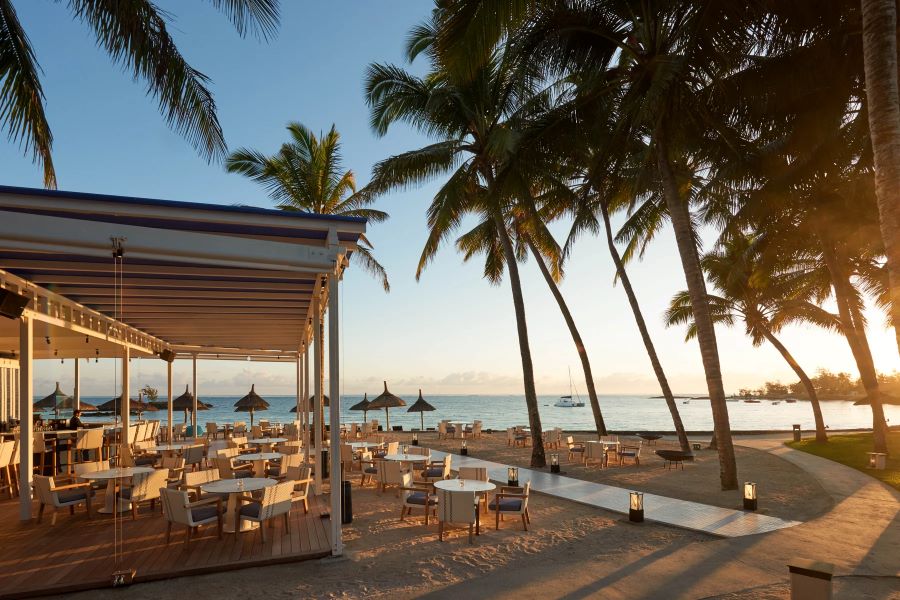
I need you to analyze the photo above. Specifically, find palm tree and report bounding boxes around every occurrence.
[226,122,390,291]
[363,30,548,466]
[665,234,834,442]
[0,0,279,188]
[860,0,900,357]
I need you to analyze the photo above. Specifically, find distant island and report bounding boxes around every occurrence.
[649,369,900,405]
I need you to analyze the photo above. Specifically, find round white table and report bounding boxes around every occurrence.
[200,477,277,533]
[81,466,156,514]
[236,452,282,477]
[383,453,428,463]
[248,437,287,452]
[434,479,496,534]
[147,443,194,453]
[350,442,382,449]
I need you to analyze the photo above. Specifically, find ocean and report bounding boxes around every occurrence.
[67,394,900,433]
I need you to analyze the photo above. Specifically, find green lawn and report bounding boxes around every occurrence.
[787,431,900,491]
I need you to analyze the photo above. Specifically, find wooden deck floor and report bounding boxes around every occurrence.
[0,493,332,598]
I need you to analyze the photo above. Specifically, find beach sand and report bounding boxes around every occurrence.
[66,432,897,600]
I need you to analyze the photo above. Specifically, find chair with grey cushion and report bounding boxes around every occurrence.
[235,481,294,542]
[33,474,93,525]
[566,436,585,463]
[285,465,312,513]
[159,487,223,546]
[215,456,253,479]
[118,468,169,519]
[489,482,531,531]
[436,488,476,544]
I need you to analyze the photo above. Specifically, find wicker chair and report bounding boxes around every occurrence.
[235,481,294,542]
[617,441,643,466]
[182,468,221,500]
[285,465,313,513]
[421,455,452,483]
[566,436,586,463]
[399,472,437,525]
[159,487,223,546]
[119,468,169,519]
[489,482,531,531]
[33,474,93,524]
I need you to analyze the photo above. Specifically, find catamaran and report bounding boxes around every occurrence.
[555,368,586,407]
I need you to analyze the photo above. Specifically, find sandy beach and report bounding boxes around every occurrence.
[59,430,899,600]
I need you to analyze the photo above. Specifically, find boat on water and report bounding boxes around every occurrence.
[744,399,761,404]
[682,400,690,404]
[555,368,586,407]
[555,395,585,407]
[785,399,797,403]
[771,401,780,405]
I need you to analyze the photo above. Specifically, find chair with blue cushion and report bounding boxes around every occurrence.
[421,455,452,483]
[118,468,169,520]
[489,482,531,531]
[33,474,93,525]
[159,487,223,546]
[399,472,437,525]
[436,488,477,544]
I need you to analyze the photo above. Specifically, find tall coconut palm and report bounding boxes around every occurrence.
[226,122,390,291]
[665,234,835,442]
[363,32,548,466]
[0,0,280,188]
[860,0,900,357]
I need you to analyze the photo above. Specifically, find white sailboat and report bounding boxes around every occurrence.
[555,368,586,407]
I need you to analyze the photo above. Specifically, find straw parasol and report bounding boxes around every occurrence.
[368,381,406,431]
[234,384,269,427]
[406,389,435,431]
[349,393,372,422]
[171,385,211,423]
[289,395,329,413]
[97,394,158,419]
[33,383,97,417]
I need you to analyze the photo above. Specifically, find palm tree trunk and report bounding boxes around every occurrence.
[525,238,608,437]
[757,326,828,443]
[600,199,691,452]
[656,131,738,490]
[861,0,900,357]
[820,241,889,453]
[494,213,546,467]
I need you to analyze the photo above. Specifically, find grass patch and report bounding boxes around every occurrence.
[787,431,900,491]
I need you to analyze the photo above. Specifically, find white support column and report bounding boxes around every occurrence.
[295,354,301,420]
[120,346,131,465]
[313,294,323,494]
[303,344,310,464]
[192,354,198,437]
[328,272,342,556]
[166,359,173,443]
[73,358,80,411]
[18,316,33,521]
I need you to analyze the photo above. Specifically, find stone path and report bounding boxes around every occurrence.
[427,448,801,538]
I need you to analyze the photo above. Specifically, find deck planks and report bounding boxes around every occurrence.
[0,493,331,598]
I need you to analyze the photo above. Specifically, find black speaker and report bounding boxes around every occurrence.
[158,349,177,363]
[0,289,29,319]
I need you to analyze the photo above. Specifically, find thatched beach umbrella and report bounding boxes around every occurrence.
[406,389,435,431]
[349,393,372,422]
[97,395,158,419]
[234,384,269,427]
[171,385,210,423]
[33,383,96,417]
[368,381,406,431]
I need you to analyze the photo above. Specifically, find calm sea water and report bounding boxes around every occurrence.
[67,394,900,432]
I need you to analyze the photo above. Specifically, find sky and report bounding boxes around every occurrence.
[2,1,899,398]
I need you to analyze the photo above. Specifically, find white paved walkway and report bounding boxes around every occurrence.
[428,448,800,538]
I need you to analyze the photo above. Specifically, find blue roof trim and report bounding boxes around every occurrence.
[0,184,366,225]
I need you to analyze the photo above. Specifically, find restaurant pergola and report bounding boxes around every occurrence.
[0,184,361,557]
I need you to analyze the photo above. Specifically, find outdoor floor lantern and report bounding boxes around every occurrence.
[629,491,644,523]
[412,432,419,446]
[550,453,560,473]
[508,466,519,487]
[743,482,758,511]
[461,439,468,456]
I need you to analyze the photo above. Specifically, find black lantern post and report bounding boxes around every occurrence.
[629,491,644,522]
[550,453,560,474]
[507,466,519,487]
[461,439,468,456]
[743,482,758,511]
[412,432,419,446]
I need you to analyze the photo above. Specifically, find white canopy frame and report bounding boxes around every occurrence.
[0,185,358,557]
